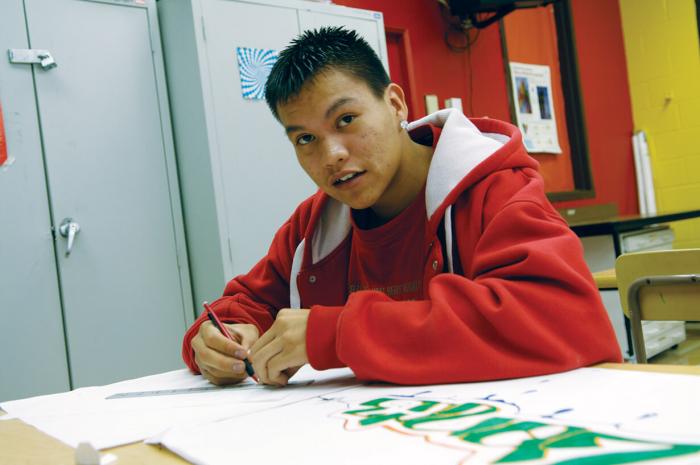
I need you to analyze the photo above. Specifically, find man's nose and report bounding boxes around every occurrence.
[322,137,349,168]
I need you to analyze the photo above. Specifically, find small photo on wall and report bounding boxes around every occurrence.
[537,86,552,120]
[516,77,532,114]
[236,47,278,100]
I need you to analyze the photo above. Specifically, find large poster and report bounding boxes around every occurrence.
[509,62,562,154]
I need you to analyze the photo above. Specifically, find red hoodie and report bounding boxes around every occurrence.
[182,109,622,384]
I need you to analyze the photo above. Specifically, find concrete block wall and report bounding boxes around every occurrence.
[619,0,700,248]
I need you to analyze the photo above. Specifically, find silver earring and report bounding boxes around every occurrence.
[400,120,408,131]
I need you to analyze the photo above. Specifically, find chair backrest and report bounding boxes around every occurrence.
[615,249,700,321]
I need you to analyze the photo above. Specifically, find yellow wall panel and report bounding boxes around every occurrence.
[679,98,700,127]
[686,155,700,174]
[657,185,700,211]
[629,83,651,112]
[671,68,700,99]
[619,0,700,248]
[667,0,697,20]
[671,220,700,248]
[655,159,687,188]
[655,128,700,158]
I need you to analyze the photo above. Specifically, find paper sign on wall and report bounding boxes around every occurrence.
[236,47,278,100]
[0,101,8,166]
[509,62,561,154]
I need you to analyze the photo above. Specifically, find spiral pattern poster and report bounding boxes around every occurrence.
[236,47,278,100]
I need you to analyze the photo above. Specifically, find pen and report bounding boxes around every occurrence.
[203,301,259,383]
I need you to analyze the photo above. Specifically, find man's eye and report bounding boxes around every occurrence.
[296,134,315,146]
[338,114,355,127]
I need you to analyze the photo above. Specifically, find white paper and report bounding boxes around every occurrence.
[0,365,357,450]
[156,368,700,465]
[509,62,562,154]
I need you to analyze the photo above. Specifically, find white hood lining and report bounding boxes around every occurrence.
[289,239,305,308]
[311,198,351,264]
[408,109,505,220]
[445,205,454,273]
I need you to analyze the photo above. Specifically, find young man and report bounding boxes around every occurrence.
[183,27,621,387]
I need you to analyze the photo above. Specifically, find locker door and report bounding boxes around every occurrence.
[0,1,70,402]
[201,0,317,278]
[24,0,192,387]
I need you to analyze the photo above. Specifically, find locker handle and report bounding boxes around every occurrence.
[59,218,81,257]
[8,49,57,70]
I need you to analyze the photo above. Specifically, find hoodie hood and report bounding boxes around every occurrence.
[411,109,536,227]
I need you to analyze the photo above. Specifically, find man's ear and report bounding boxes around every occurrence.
[385,83,409,122]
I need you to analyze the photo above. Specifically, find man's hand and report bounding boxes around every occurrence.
[249,308,310,386]
[191,322,259,385]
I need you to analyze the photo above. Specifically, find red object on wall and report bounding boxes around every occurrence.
[385,27,421,119]
[334,0,637,215]
[0,101,7,166]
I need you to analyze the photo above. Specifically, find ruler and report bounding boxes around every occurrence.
[106,383,259,400]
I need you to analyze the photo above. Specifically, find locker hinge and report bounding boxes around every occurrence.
[228,237,233,264]
[201,16,207,42]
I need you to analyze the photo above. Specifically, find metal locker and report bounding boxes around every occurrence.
[1,0,194,399]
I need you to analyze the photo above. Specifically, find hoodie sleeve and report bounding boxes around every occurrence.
[181,198,311,373]
[306,171,622,384]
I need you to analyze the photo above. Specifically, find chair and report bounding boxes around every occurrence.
[615,249,700,363]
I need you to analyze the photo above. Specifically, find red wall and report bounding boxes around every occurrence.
[334,0,638,215]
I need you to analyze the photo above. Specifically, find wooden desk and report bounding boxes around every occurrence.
[3,364,699,465]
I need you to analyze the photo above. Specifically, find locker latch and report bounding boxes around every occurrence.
[8,49,57,70]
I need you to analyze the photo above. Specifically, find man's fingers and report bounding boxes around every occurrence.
[201,321,245,356]
[250,338,283,385]
[193,330,248,379]
[200,346,246,375]
[200,365,246,386]
[266,353,298,386]
[283,366,302,381]
[228,324,259,351]
[197,353,247,383]
[250,327,276,356]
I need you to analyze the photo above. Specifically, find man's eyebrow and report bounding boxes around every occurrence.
[285,125,304,135]
[324,97,355,119]
[284,97,356,135]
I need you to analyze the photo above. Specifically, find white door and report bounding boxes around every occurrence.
[24,0,192,387]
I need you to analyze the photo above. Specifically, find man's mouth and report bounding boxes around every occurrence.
[333,171,366,186]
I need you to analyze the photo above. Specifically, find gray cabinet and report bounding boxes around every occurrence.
[157,0,388,309]
[0,0,70,401]
[0,0,193,401]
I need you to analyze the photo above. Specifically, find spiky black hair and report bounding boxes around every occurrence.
[264,26,390,120]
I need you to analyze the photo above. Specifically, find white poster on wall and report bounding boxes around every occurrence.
[509,62,562,154]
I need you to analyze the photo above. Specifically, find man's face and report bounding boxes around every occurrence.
[277,69,407,213]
